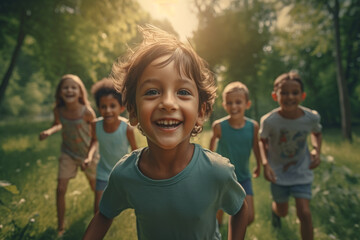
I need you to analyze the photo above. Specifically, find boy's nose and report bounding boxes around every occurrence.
[160,93,178,111]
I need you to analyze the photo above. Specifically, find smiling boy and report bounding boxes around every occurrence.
[83,25,248,240]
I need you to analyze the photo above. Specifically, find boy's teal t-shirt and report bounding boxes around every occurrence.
[216,117,254,182]
[100,144,246,240]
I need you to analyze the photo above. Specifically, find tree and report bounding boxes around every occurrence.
[0,0,146,110]
[276,0,359,141]
[192,0,275,120]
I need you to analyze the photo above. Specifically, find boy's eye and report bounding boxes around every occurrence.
[144,89,159,96]
[178,89,191,96]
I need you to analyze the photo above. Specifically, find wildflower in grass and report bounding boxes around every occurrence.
[326,155,334,163]
[19,198,26,204]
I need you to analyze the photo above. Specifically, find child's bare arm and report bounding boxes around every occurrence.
[126,125,138,151]
[209,122,221,151]
[228,200,248,240]
[39,109,62,140]
[309,132,322,169]
[82,212,113,240]
[252,121,261,178]
[259,138,276,183]
[82,120,98,170]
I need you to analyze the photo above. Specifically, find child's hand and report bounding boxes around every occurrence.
[252,166,260,178]
[81,159,91,171]
[39,131,50,140]
[264,164,276,183]
[309,148,320,169]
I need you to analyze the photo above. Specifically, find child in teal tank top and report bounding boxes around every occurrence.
[90,78,138,213]
[210,81,261,226]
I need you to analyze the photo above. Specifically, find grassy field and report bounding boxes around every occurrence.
[0,120,359,239]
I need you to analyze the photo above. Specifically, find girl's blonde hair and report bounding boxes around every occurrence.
[54,74,90,109]
[110,25,217,136]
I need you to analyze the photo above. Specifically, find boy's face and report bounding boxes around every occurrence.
[99,95,125,125]
[131,56,203,150]
[60,78,82,104]
[222,90,251,119]
[272,80,306,112]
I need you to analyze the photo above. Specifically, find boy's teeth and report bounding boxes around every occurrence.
[157,120,179,125]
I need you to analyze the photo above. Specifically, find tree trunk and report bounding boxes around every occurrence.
[0,11,26,108]
[333,0,352,141]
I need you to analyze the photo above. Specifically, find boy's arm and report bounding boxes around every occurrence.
[82,120,98,170]
[228,200,248,240]
[259,138,276,183]
[39,109,62,140]
[309,132,322,169]
[252,121,261,178]
[82,212,113,240]
[126,125,138,151]
[209,122,221,151]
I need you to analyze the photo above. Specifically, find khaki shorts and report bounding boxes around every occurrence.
[58,152,99,180]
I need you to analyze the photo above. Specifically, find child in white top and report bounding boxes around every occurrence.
[259,72,322,240]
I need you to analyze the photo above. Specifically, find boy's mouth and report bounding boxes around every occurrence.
[156,119,181,128]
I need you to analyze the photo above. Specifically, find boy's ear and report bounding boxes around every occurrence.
[246,100,252,109]
[119,106,126,114]
[196,103,207,126]
[271,92,277,102]
[301,92,307,100]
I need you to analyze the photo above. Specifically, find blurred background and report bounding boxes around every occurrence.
[0,1,360,239]
[1,0,359,140]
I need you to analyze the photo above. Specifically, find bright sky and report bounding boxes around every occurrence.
[137,0,198,40]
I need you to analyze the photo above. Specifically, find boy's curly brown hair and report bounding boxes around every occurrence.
[110,25,216,136]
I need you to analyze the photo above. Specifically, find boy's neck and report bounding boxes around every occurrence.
[103,116,121,133]
[227,115,246,129]
[139,141,194,180]
[278,107,304,119]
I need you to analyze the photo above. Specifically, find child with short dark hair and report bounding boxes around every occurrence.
[39,74,99,237]
[90,78,137,213]
[210,81,261,226]
[83,25,248,240]
[259,72,322,240]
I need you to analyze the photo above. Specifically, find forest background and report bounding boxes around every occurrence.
[0,0,359,239]
[1,0,359,137]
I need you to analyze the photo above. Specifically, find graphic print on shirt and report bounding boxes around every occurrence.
[278,128,307,170]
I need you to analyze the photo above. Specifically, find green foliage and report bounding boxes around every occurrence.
[192,0,276,121]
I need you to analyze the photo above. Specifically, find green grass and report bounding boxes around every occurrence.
[0,120,359,239]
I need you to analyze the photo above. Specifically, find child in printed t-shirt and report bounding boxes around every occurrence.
[83,25,248,240]
[210,81,261,226]
[39,74,99,237]
[90,78,138,213]
[259,72,322,240]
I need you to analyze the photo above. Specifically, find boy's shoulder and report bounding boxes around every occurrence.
[260,108,281,122]
[300,106,321,120]
[111,148,143,172]
[212,116,230,127]
[200,145,235,176]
